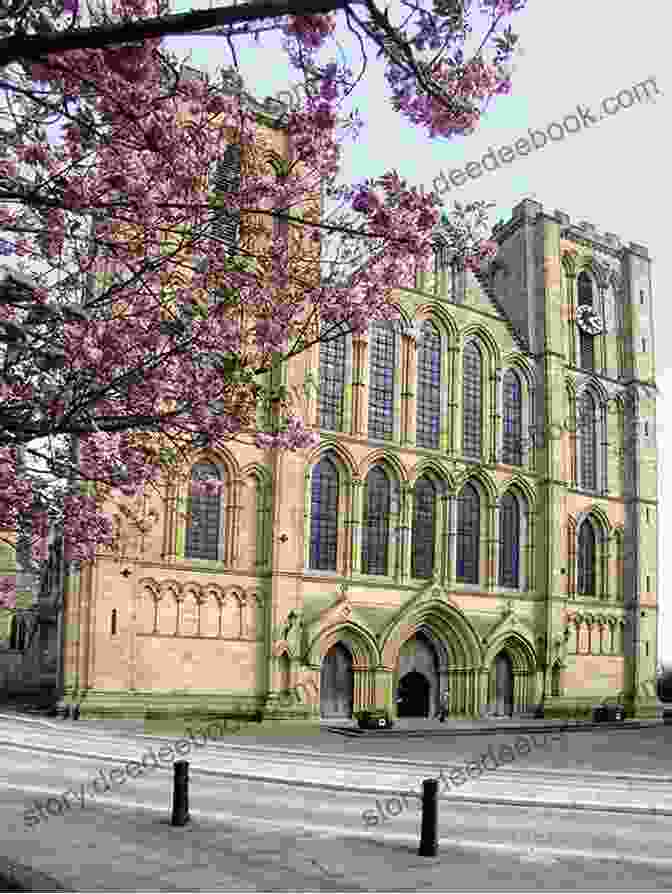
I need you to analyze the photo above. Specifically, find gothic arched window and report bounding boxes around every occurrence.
[579,392,597,490]
[211,143,241,255]
[309,454,339,571]
[456,482,480,584]
[462,341,482,459]
[416,321,441,449]
[412,476,436,578]
[362,466,390,575]
[319,323,347,431]
[577,519,596,595]
[499,491,520,588]
[185,462,222,560]
[502,370,523,465]
[577,272,595,370]
[368,323,396,440]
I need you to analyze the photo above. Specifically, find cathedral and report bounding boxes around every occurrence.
[0,72,660,723]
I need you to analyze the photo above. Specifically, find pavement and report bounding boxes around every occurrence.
[0,707,668,892]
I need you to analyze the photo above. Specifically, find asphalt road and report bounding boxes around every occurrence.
[3,714,672,890]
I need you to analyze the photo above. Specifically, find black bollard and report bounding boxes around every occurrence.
[418,778,438,857]
[171,760,189,826]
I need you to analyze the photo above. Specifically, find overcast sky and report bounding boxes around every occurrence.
[164,0,671,661]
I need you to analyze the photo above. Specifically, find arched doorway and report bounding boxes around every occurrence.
[320,642,354,718]
[396,670,431,717]
[494,651,513,716]
[395,631,441,717]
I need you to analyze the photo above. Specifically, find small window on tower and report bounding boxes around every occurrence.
[642,338,647,352]
[647,575,651,591]
[640,290,645,305]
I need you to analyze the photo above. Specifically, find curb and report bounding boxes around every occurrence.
[328,719,662,737]
[0,856,70,892]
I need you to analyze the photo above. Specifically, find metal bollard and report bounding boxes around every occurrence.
[418,778,438,857]
[171,760,190,826]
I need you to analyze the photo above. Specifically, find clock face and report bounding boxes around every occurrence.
[576,305,603,335]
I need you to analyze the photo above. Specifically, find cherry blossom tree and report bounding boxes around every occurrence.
[0,0,525,606]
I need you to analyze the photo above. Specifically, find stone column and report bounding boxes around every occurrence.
[492,499,501,589]
[401,333,418,447]
[399,484,413,582]
[478,667,489,716]
[349,478,364,574]
[226,478,244,567]
[352,335,368,438]
[446,494,458,586]
[451,342,463,457]
[486,500,497,590]
[490,368,501,465]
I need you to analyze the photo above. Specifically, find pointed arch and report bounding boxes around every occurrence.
[462,338,483,459]
[368,319,397,441]
[483,630,537,674]
[498,489,521,588]
[307,620,380,668]
[306,438,357,481]
[309,452,340,571]
[453,467,498,504]
[460,324,502,369]
[319,318,348,432]
[412,474,438,579]
[358,449,408,487]
[306,446,355,575]
[577,517,596,595]
[501,368,523,465]
[578,390,597,490]
[362,463,392,575]
[416,318,442,449]
[456,480,480,584]
[409,458,452,492]
[414,302,459,343]
[381,599,482,670]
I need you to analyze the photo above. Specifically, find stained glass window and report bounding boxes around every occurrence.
[579,392,597,490]
[412,476,436,578]
[502,370,522,465]
[416,321,441,449]
[185,462,221,560]
[309,455,339,571]
[577,519,596,595]
[456,482,480,584]
[319,324,346,431]
[368,323,395,440]
[362,466,390,575]
[462,341,482,459]
[499,492,520,588]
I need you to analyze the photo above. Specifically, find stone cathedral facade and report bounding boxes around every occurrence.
[48,190,659,724]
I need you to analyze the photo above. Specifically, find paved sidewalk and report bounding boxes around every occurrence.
[3,784,672,892]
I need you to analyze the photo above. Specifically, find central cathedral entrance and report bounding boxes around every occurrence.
[395,631,441,718]
[396,670,430,717]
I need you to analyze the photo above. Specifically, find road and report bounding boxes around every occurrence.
[2,714,672,890]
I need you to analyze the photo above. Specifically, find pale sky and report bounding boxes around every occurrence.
[165,0,671,661]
